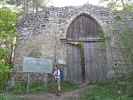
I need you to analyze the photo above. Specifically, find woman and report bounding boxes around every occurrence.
[53,65,61,96]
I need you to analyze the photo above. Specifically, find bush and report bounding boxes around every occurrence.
[0,64,10,92]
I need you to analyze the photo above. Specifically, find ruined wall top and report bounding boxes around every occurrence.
[17,4,113,42]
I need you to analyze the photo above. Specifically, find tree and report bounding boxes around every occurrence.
[101,0,133,10]
[0,8,17,65]
[0,7,17,91]
[0,0,49,13]
[0,0,15,5]
[13,0,49,13]
[32,0,49,11]
[5,0,16,5]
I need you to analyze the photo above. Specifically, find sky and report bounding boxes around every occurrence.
[0,0,104,10]
[48,0,103,7]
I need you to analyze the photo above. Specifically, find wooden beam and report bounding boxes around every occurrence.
[60,37,105,43]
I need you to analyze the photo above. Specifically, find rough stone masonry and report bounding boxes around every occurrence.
[14,3,133,82]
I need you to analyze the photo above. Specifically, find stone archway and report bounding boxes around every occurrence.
[66,13,108,83]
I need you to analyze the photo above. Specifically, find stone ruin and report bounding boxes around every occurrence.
[14,3,133,83]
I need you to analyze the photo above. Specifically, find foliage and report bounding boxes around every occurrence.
[33,0,49,8]
[0,7,17,92]
[101,0,133,11]
[0,8,17,38]
[0,48,8,64]
[0,0,16,5]
[0,64,10,92]
[0,0,50,12]
[0,7,17,65]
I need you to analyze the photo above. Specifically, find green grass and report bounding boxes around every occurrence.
[80,80,133,100]
[12,81,79,94]
[80,72,133,100]
[12,82,48,94]
[48,81,79,93]
[0,94,24,100]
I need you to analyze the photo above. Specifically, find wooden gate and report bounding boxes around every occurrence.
[84,42,107,82]
[66,13,107,83]
[66,44,82,83]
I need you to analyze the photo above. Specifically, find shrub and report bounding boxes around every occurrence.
[0,64,10,92]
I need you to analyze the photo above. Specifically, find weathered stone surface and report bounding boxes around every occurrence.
[14,3,133,81]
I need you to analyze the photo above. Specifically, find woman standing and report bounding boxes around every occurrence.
[53,65,61,96]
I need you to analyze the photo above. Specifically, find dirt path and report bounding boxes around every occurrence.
[20,84,89,100]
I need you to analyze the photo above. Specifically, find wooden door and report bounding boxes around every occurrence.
[66,44,82,83]
[84,42,107,82]
[66,13,106,83]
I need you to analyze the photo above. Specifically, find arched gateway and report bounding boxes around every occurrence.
[66,13,107,83]
[14,3,130,84]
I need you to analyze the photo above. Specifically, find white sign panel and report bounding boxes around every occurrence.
[23,57,53,73]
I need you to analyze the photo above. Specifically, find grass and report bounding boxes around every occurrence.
[11,81,79,94]
[12,82,48,94]
[0,94,24,100]
[80,80,133,100]
[48,81,79,93]
[6,73,133,100]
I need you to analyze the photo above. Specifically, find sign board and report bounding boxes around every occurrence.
[23,57,53,73]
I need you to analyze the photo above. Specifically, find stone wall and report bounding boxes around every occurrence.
[111,12,133,75]
[14,4,133,80]
[15,4,113,71]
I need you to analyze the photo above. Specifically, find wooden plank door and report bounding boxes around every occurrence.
[66,44,82,83]
[84,42,107,82]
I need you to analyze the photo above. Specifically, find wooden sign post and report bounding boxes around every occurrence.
[23,57,53,93]
[27,72,30,93]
